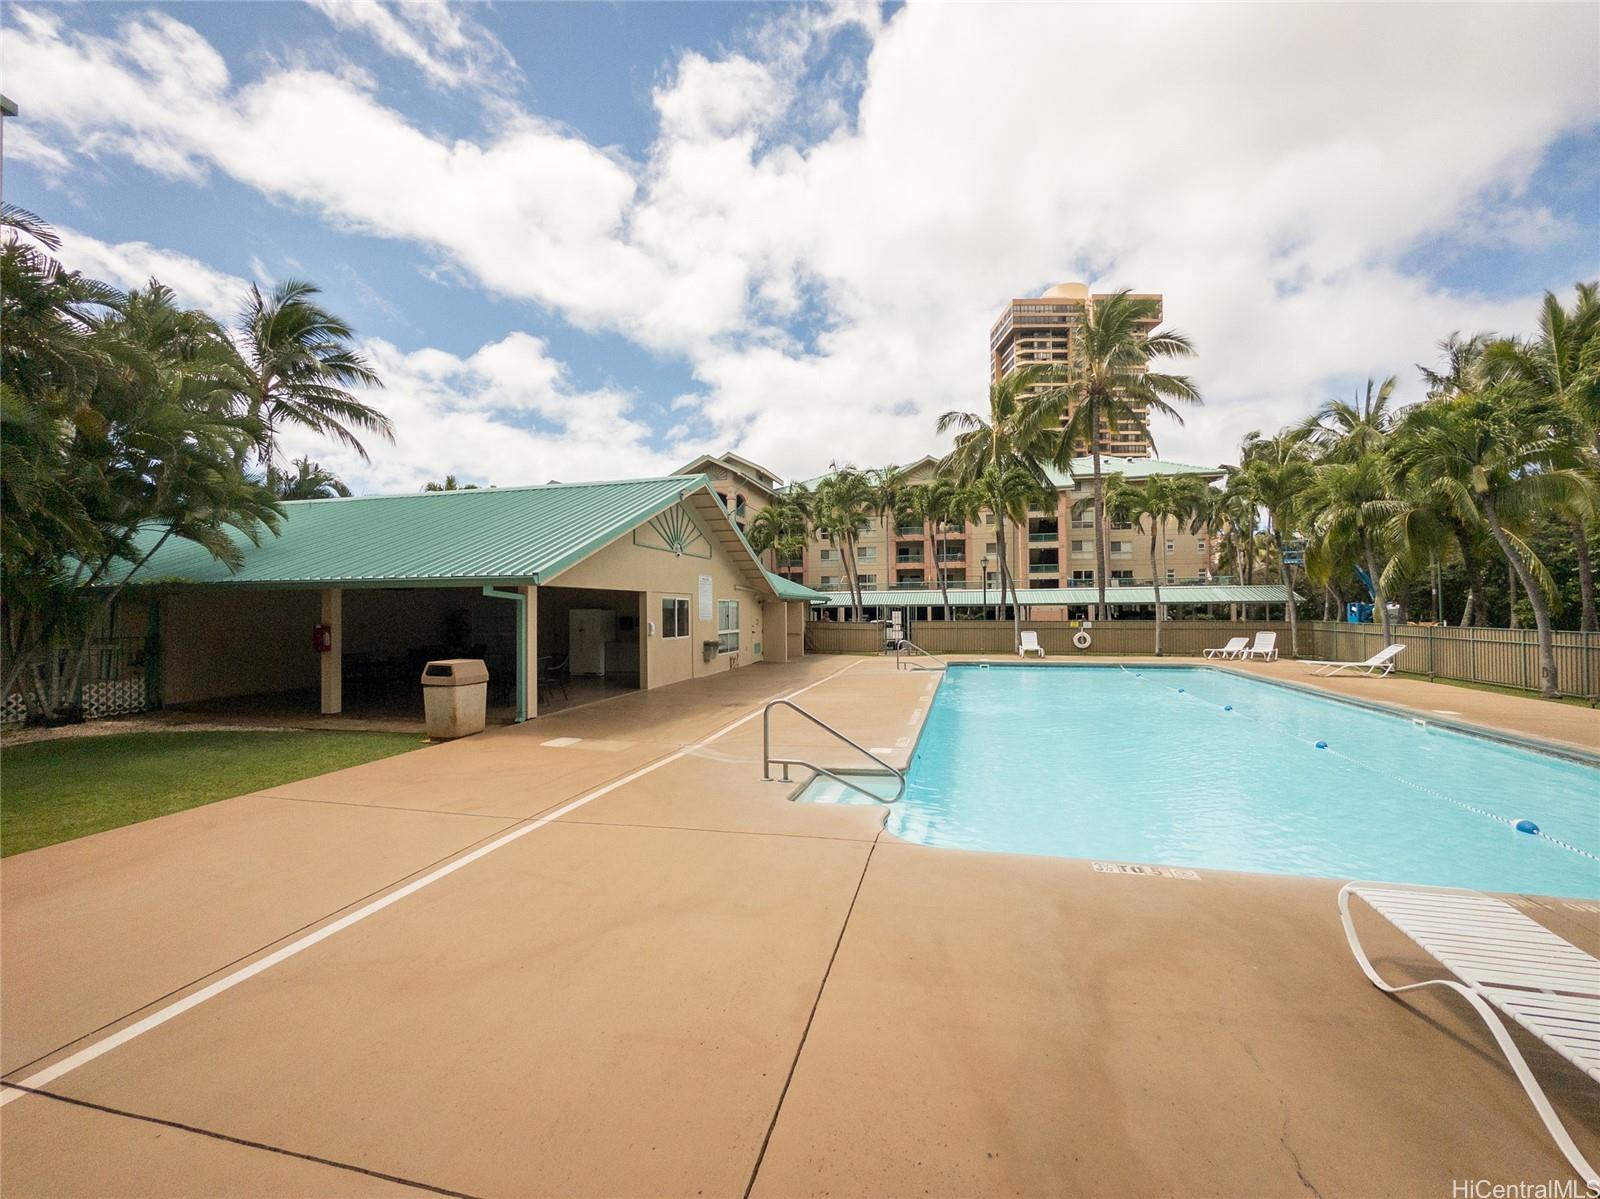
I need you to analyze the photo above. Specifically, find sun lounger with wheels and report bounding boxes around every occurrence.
[1242,631,1278,661]
[1017,630,1045,658]
[1203,637,1250,659]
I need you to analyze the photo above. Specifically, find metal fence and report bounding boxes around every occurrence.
[804,617,1600,698]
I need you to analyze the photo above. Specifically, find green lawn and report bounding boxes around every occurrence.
[1,730,427,857]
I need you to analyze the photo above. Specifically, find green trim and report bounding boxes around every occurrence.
[480,585,528,723]
[632,504,712,559]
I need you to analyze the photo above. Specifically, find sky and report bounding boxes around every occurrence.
[4,0,1598,494]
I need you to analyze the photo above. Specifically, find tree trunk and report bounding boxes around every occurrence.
[1091,428,1108,621]
[1150,523,1163,656]
[1571,518,1596,632]
[1507,564,1519,629]
[994,511,1007,624]
[1364,539,1393,646]
[839,536,862,624]
[929,518,950,616]
[1274,531,1299,657]
[1485,499,1559,697]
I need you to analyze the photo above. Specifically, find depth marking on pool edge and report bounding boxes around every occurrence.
[1092,861,1202,881]
[0,659,865,1108]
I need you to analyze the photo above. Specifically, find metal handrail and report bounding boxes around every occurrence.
[894,638,946,671]
[762,699,904,804]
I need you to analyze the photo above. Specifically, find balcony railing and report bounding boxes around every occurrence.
[1028,531,1058,542]
[895,553,924,564]
[1029,562,1060,574]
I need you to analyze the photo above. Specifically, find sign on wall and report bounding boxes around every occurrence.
[697,575,713,622]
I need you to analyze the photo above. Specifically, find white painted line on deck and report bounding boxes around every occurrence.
[0,659,864,1107]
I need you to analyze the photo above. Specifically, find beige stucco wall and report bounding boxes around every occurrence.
[547,502,768,691]
[159,589,320,705]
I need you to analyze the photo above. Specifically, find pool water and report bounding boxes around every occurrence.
[818,665,1600,898]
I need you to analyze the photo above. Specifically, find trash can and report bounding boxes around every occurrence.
[420,659,489,740]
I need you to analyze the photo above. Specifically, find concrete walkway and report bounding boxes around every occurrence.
[2,656,1596,1196]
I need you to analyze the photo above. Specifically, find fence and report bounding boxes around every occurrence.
[1303,621,1600,698]
[805,619,1291,658]
[2,636,157,726]
[804,617,1600,698]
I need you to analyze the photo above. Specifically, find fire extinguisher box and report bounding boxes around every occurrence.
[419,659,489,740]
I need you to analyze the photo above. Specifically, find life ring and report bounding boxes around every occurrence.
[1072,630,1092,650]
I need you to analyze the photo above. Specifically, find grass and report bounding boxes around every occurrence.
[0,730,426,857]
[1390,672,1596,708]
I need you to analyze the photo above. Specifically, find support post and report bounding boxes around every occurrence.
[519,584,538,722]
[320,588,342,715]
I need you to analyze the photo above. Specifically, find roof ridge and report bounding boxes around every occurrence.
[277,474,706,507]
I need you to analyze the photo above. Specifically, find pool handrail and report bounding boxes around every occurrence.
[894,638,947,671]
[762,698,905,804]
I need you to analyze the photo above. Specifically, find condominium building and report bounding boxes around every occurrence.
[989,282,1162,458]
[682,450,1228,619]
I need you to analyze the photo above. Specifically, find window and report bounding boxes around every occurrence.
[1071,539,1090,554]
[1167,569,1176,582]
[660,597,689,639]
[717,599,739,653]
[1071,570,1094,583]
[1165,540,1174,554]
[857,546,877,563]
[1112,569,1134,581]
[985,542,999,556]
[820,548,834,562]
[857,573,877,587]
[1111,540,1132,555]
[820,575,839,588]
[1197,539,1208,552]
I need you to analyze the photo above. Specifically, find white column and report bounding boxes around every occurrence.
[519,584,538,721]
[320,588,342,715]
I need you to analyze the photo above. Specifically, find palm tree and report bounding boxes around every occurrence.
[1396,386,1595,697]
[969,465,1048,644]
[231,279,391,468]
[1046,291,1201,619]
[270,457,351,500]
[747,498,808,571]
[899,478,956,612]
[1234,436,1314,654]
[938,365,1059,621]
[812,468,873,622]
[1101,473,1207,655]
[1298,376,1398,462]
[1305,453,1404,646]
[1483,285,1600,630]
[423,475,477,492]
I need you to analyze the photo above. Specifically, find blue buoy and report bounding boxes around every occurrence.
[1515,819,1540,835]
[1315,740,1328,749]
[1177,688,1185,693]
[1224,705,1233,712]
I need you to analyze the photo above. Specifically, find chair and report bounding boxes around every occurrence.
[1303,643,1405,677]
[1242,631,1278,660]
[1339,882,1599,1187]
[1017,630,1045,658]
[538,655,569,704]
[1203,636,1250,659]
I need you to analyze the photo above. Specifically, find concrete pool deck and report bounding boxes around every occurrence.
[2,654,1596,1196]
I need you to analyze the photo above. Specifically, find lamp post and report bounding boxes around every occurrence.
[981,555,990,622]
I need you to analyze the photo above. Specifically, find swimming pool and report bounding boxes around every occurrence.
[814,665,1600,898]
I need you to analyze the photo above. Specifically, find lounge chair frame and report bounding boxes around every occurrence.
[1304,643,1405,677]
[1339,882,1599,1188]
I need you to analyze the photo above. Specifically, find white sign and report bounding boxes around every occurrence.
[697,575,713,622]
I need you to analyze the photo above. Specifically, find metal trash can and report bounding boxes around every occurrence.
[420,659,489,740]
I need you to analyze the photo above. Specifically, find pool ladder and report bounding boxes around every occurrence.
[762,699,905,804]
[893,638,946,671]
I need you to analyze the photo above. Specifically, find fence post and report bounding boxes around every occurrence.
[1426,626,1435,679]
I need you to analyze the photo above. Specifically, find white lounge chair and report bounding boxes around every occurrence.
[1242,631,1278,661]
[1340,882,1599,1186]
[1017,630,1045,658]
[1203,636,1250,659]
[1304,643,1405,677]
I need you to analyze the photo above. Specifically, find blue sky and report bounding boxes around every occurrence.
[5,1,1597,492]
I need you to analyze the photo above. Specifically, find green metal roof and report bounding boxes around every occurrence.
[765,571,829,603]
[119,475,749,589]
[820,584,1295,608]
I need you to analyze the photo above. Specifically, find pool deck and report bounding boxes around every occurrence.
[2,654,1596,1196]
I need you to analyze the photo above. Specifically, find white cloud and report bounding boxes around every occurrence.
[303,0,519,93]
[275,332,683,493]
[54,227,249,316]
[8,2,1596,483]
